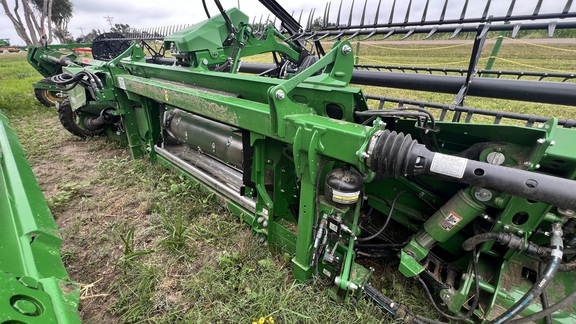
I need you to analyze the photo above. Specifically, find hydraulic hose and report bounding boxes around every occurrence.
[507,289,576,323]
[489,223,563,324]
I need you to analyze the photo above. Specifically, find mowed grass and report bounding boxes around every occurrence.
[0,36,575,324]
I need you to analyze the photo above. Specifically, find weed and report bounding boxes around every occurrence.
[158,206,190,252]
[118,225,154,272]
[47,181,90,213]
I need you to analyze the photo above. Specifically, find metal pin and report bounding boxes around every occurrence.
[348,0,355,27]
[564,0,573,14]
[440,0,448,22]
[360,0,368,26]
[421,0,430,23]
[337,0,343,26]
[460,0,469,21]
[405,0,413,23]
[389,0,397,24]
[482,0,492,19]
[374,0,381,25]
[533,0,543,15]
[507,0,517,18]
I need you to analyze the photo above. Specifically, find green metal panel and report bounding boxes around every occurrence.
[0,112,79,323]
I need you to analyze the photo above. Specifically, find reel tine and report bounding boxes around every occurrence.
[533,0,543,15]
[507,0,516,18]
[564,0,573,14]
[548,21,557,37]
[423,27,438,40]
[421,0,430,23]
[306,8,315,31]
[482,0,492,19]
[298,10,303,25]
[329,31,345,41]
[512,23,522,38]
[479,24,491,39]
[400,29,415,40]
[337,0,343,26]
[389,0,397,24]
[450,26,463,39]
[323,2,330,28]
[460,0,469,21]
[258,15,263,33]
[374,0,381,25]
[348,0,355,27]
[405,0,413,24]
[316,32,332,41]
[360,30,377,41]
[380,29,395,40]
[360,0,368,26]
[345,30,360,40]
[440,0,448,22]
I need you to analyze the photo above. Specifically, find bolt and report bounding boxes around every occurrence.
[12,299,38,316]
[361,152,370,159]
[550,141,555,146]
[275,90,285,100]
[538,123,545,129]
[202,58,208,65]
[535,164,540,169]
[503,225,510,231]
[523,161,531,167]
[518,230,524,235]
[257,217,264,224]
[378,121,386,127]
[341,45,352,55]
[18,276,38,289]
[537,138,546,144]
[487,152,506,165]
[442,293,452,302]
[262,221,268,227]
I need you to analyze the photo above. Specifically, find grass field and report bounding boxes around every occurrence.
[0,38,575,323]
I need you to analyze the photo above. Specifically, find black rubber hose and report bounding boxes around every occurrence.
[507,289,576,323]
[358,190,407,242]
[490,245,562,324]
[538,262,553,324]
[202,0,211,18]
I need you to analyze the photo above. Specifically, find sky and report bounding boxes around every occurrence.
[0,0,572,45]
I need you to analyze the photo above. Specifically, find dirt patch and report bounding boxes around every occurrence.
[27,122,129,322]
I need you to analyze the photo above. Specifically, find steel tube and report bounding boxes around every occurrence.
[165,109,244,169]
[239,63,576,107]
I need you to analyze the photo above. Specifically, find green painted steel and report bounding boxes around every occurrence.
[24,3,576,323]
[0,111,80,323]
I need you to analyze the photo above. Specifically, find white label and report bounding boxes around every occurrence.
[118,77,126,90]
[430,153,468,179]
[329,223,339,232]
[322,268,332,277]
[262,208,268,216]
[332,190,360,204]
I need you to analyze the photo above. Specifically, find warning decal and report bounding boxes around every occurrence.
[430,153,468,179]
[439,211,463,231]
